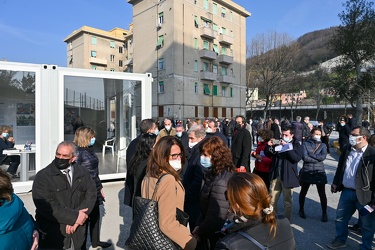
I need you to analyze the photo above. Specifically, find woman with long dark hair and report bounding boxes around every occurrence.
[215,173,295,249]
[124,133,157,208]
[141,136,197,249]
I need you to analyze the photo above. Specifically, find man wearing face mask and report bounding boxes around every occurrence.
[175,124,189,157]
[0,126,20,179]
[328,126,375,250]
[337,116,351,153]
[205,119,228,146]
[222,118,234,148]
[157,118,177,139]
[265,126,303,222]
[32,141,97,250]
[231,115,252,172]
[182,124,206,231]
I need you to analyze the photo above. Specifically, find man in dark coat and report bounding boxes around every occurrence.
[265,126,303,222]
[205,119,228,146]
[0,125,20,178]
[183,124,206,231]
[328,126,375,250]
[292,116,304,144]
[32,141,97,249]
[347,114,357,130]
[231,115,252,172]
[222,118,234,148]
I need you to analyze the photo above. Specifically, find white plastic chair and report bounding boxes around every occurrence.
[102,138,115,156]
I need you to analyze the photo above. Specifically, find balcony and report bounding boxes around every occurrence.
[89,57,107,66]
[218,75,235,84]
[217,54,233,64]
[200,71,217,81]
[199,49,217,60]
[200,27,216,39]
[218,34,233,45]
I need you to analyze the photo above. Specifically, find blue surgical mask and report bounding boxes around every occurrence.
[282,137,292,143]
[1,133,9,138]
[154,129,159,136]
[200,155,212,168]
[89,137,96,146]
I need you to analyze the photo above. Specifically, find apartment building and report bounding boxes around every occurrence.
[63,25,134,72]
[128,0,250,119]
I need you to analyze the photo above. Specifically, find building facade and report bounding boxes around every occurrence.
[64,25,134,72]
[128,0,250,119]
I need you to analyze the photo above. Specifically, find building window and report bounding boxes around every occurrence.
[221,66,227,76]
[213,23,218,31]
[110,55,115,62]
[194,16,199,28]
[110,41,115,48]
[230,30,233,37]
[194,38,198,49]
[203,40,209,50]
[221,8,226,18]
[158,58,164,70]
[69,55,73,65]
[69,42,72,50]
[91,36,97,45]
[159,81,165,93]
[220,27,226,35]
[91,51,97,58]
[213,64,218,74]
[119,46,123,53]
[110,68,115,72]
[91,65,97,70]
[221,46,227,55]
[213,3,218,14]
[195,82,198,94]
[119,60,123,67]
[230,68,234,77]
[159,12,164,24]
[222,86,226,96]
[194,60,198,72]
[213,44,218,53]
[203,0,208,10]
[230,11,233,21]
[203,62,208,72]
[213,85,218,96]
[203,84,210,95]
[194,0,197,4]
[157,35,164,48]
[230,87,233,97]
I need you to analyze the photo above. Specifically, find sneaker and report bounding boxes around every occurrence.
[299,210,306,219]
[327,240,346,249]
[348,224,361,235]
[93,241,112,248]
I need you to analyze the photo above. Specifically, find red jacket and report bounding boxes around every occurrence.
[253,141,272,173]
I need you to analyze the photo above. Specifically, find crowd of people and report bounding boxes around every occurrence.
[1,114,375,249]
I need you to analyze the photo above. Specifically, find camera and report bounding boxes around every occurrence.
[272,139,281,145]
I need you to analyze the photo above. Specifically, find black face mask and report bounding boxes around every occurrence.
[235,123,242,130]
[54,157,71,170]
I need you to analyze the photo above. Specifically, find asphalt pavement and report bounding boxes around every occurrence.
[19,131,374,249]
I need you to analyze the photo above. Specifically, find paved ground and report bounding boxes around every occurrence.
[19,131,375,249]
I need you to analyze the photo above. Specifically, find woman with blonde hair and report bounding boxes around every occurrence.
[74,126,111,248]
[215,173,295,249]
[141,136,197,249]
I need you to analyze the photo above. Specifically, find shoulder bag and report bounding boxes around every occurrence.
[125,174,182,250]
[238,231,269,250]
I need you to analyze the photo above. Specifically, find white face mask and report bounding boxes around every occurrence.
[176,132,183,137]
[169,160,181,171]
[189,141,198,148]
[349,135,361,146]
[165,125,171,131]
[206,127,213,133]
[313,135,321,141]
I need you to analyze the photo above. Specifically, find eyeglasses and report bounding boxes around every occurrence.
[170,153,183,159]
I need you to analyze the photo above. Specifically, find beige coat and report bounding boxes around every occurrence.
[157,128,177,140]
[141,173,197,250]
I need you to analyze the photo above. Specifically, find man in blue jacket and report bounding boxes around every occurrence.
[265,126,303,222]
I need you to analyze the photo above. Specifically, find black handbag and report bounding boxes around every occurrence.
[176,208,189,227]
[125,175,182,250]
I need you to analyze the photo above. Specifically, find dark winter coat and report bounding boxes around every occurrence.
[32,162,97,249]
[222,123,234,137]
[124,159,148,208]
[215,216,295,250]
[231,127,252,171]
[292,121,304,143]
[266,139,303,188]
[76,146,103,205]
[0,137,14,163]
[197,170,233,247]
[206,131,228,146]
[337,124,351,151]
[300,138,328,184]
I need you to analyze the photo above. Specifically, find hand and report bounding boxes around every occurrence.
[255,155,262,161]
[65,224,79,235]
[192,226,200,241]
[75,208,88,225]
[8,137,15,143]
[238,166,246,172]
[31,230,39,250]
[331,184,337,193]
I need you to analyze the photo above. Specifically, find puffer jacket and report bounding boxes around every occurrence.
[301,138,327,172]
[76,146,103,205]
[197,170,233,247]
[0,194,35,249]
[254,141,272,173]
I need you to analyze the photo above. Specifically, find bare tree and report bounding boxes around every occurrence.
[247,31,299,119]
[330,0,375,125]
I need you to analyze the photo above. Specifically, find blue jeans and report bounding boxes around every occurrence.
[226,136,232,149]
[335,188,375,250]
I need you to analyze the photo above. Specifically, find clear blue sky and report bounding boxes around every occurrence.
[0,0,344,67]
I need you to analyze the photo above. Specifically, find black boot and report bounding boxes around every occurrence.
[321,212,328,222]
[299,209,306,219]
